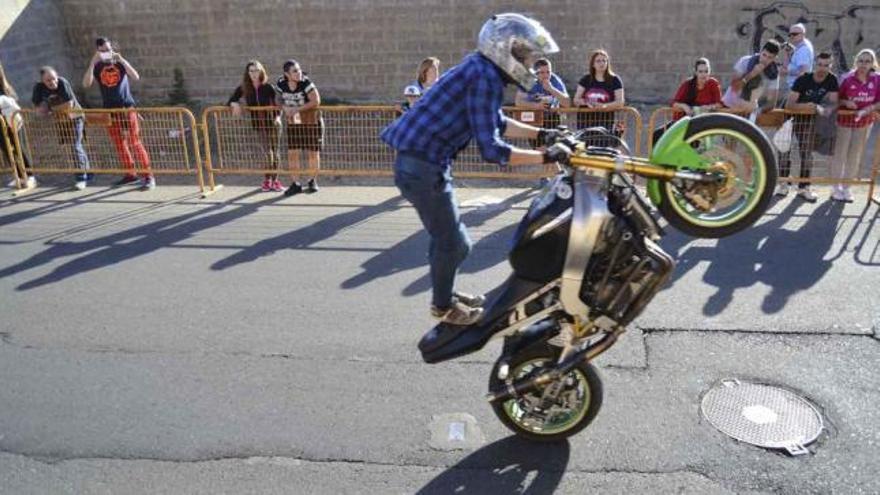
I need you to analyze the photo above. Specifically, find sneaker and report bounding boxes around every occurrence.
[261,178,272,192]
[74,180,87,191]
[306,178,319,193]
[830,186,847,202]
[271,179,285,192]
[774,183,790,196]
[6,177,18,188]
[24,176,36,189]
[284,181,303,197]
[431,300,484,326]
[796,187,817,203]
[115,175,139,186]
[140,176,156,191]
[453,291,486,308]
[842,187,854,203]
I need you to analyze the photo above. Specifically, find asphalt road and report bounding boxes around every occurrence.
[0,182,878,494]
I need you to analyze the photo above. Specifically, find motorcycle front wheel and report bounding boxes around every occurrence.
[657,113,777,238]
[489,344,603,442]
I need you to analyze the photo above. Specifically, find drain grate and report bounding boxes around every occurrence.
[701,379,823,455]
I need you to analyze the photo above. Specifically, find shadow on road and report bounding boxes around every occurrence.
[416,436,569,495]
[342,189,535,296]
[659,197,860,315]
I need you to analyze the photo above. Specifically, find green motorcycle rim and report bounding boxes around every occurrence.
[663,128,767,228]
[501,358,592,436]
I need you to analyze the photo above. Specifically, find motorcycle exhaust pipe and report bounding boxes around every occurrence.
[486,331,620,403]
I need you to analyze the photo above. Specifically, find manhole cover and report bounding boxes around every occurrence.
[701,379,823,455]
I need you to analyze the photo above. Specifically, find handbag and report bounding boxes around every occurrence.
[772,118,793,153]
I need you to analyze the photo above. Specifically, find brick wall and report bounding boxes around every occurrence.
[2,0,878,108]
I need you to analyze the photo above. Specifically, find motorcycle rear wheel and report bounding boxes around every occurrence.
[489,344,603,442]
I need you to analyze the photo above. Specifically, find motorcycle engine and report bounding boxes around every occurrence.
[578,186,675,327]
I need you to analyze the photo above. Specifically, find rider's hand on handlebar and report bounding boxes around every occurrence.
[536,128,564,147]
[542,142,572,165]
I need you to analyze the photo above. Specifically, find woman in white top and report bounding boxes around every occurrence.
[0,62,33,188]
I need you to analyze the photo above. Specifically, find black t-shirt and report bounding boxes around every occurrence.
[92,62,136,108]
[32,76,81,110]
[792,73,839,104]
[227,82,278,106]
[577,74,623,105]
[276,76,317,108]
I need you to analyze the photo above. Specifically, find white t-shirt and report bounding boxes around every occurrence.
[722,55,780,108]
[0,95,22,129]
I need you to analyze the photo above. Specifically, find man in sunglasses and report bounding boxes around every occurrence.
[781,23,814,91]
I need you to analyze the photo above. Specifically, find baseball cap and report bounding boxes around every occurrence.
[403,85,421,97]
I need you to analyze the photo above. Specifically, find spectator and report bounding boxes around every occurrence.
[82,37,155,190]
[32,66,92,190]
[780,23,814,95]
[401,84,421,113]
[412,57,440,94]
[777,52,838,202]
[671,58,722,118]
[515,58,570,131]
[572,49,625,146]
[0,61,34,188]
[722,40,781,114]
[276,59,322,196]
[831,49,879,203]
[380,14,569,326]
[227,60,282,192]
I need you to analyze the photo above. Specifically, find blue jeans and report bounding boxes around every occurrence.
[70,117,91,181]
[394,152,472,309]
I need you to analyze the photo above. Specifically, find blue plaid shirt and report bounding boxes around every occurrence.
[381,53,512,167]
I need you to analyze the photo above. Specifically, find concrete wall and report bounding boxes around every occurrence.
[2,1,878,107]
[0,0,76,101]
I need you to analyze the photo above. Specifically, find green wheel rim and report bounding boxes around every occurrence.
[664,128,767,228]
[502,358,592,436]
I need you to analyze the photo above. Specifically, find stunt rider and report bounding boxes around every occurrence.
[381,13,572,326]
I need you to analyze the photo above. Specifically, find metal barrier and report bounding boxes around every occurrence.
[13,107,205,192]
[647,106,879,203]
[201,105,645,186]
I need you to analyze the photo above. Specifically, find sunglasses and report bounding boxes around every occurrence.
[788,32,802,36]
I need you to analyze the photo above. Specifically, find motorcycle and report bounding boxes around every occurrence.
[418,113,777,441]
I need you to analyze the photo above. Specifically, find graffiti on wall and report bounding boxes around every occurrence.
[737,2,880,72]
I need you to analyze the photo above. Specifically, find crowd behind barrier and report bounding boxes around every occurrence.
[4,103,878,203]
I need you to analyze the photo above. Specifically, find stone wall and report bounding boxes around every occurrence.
[0,0,76,100]
[2,0,878,107]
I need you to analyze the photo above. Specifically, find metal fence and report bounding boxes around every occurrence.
[11,107,205,191]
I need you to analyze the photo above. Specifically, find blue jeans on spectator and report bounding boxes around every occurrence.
[394,151,472,309]
[70,117,91,181]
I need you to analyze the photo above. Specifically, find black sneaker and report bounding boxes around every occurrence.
[306,178,319,193]
[284,181,303,197]
[114,175,139,186]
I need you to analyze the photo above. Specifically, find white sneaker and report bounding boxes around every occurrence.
[774,183,790,196]
[831,185,847,202]
[6,177,19,188]
[842,187,854,203]
[74,180,87,191]
[797,187,817,203]
[24,176,36,189]
[140,176,156,191]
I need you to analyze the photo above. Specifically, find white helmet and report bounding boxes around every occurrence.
[477,13,559,89]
